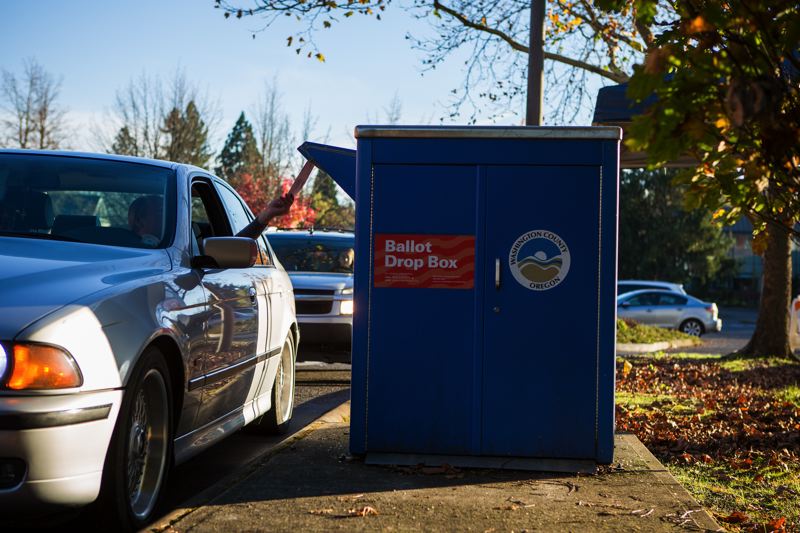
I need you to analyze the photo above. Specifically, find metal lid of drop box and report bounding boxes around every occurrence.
[354,125,622,140]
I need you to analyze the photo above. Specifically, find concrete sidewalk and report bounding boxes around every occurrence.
[155,403,721,532]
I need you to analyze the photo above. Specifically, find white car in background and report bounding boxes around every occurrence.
[617,289,722,336]
[0,150,298,530]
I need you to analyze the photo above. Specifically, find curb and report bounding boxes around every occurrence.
[615,433,723,531]
[148,401,351,532]
[617,338,699,354]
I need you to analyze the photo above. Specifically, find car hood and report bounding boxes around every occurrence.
[0,237,171,338]
[286,272,353,292]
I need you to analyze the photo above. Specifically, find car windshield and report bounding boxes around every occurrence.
[0,153,175,249]
[268,234,354,274]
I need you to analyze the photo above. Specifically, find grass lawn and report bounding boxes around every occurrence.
[616,318,702,345]
[616,351,800,532]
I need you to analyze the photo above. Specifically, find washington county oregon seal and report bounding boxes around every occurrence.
[509,230,571,291]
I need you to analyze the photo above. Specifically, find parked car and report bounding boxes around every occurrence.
[617,289,722,336]
[266,229,354,360]
[0,150,298,529]
[618,279,686,295]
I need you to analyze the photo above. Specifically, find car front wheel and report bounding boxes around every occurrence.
[248,335,296,435]
[680,318,705,337]
[98,347,172,531]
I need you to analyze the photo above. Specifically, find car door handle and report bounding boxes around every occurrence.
[249,286,257,305]
[495,258,501,290]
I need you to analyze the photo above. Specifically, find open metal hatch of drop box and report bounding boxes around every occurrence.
[300,125,621,472]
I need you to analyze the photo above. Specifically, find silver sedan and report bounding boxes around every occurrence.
[0,150,298,529]
[617,289,722,336]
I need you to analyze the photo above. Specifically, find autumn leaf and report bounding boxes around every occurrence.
[719,511,750,524]
[621,359,633,378]
[348,506,379,517]
[767,516,786,531]
[685,16,714,34]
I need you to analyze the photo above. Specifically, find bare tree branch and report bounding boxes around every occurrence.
[432,1,630,83]
[1,58,68,149]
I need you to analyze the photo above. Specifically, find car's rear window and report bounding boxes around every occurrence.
[268,234,354,274]
[0,154,176,248]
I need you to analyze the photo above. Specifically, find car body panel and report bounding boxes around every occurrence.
[0,390,122,509]
[0,238,171,342]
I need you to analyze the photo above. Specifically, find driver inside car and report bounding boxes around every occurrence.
[128,195,164,246]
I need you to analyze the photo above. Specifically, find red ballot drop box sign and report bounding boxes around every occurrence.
[374,234,475,289]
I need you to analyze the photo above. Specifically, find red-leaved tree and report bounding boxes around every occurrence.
[236,172,316,229]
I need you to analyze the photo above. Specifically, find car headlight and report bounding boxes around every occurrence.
[0,344,7,383]
[340,300,354,315]
[341,288,353,295]
[1,342,82,390]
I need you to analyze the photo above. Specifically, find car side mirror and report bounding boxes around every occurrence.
[618,301,630,308]
[192,237,257,269]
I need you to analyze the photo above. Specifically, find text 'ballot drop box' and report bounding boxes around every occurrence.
[301,126,621,471]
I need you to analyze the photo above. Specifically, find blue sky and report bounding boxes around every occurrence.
[1,1,598,155]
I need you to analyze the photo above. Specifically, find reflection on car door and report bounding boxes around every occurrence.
[189,179,264,429]
[214,182,286,415]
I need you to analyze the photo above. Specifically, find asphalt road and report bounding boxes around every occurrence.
[664,306,757,355]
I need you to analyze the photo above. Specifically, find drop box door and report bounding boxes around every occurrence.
[481,165,604,459]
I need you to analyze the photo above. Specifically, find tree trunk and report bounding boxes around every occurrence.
[739,221,793,358]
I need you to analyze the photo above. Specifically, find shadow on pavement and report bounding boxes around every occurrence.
[176,425,719,532]
[210,425,559,506]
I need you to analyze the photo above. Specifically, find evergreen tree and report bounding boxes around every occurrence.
[215,112,262,188]
[311,169,338,202]
[310,170,354,229]
[110,126,139,156]
[161,100,211,167]
[619,168,734,288]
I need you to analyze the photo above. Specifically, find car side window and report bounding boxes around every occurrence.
[214,182,272,267]
[620,284,647,293]
[627,293,659,306]
[215,184,251,235]
[190,180,232,256]
[658,294,688,306]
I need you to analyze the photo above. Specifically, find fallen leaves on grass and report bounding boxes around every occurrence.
[617,355,800,530]
[718,511,750,524]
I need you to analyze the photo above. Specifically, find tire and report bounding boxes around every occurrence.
[680,318,705,337]
[97,347,173,532]
[248,336,296,435]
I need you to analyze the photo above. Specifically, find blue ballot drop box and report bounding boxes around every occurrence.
[300,126,621,471]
